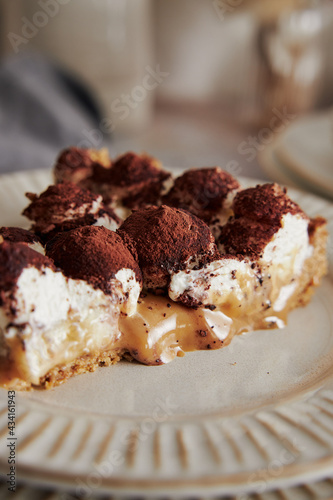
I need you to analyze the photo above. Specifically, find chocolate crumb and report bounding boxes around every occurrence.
[204,304,216,310]
[197,330,208,337]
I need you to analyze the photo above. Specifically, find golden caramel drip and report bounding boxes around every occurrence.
[117,286,285,366]
[118,294,233,365]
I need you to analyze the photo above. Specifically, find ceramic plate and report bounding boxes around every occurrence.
[258,137,333,202]
[0,170,333,498]
[274,111,333,199]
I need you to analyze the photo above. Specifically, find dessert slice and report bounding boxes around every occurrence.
[0,227,142,389]
[0,150,328,389]
[22,182,121,243]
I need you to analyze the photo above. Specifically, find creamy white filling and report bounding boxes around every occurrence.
[94,214,119,232]
[260,213,313,312]
[13,267,72,327]
[115,268,142,316]
[160,175,174,197]
[170,212,313,314]
[202,309,232,341]
[264,316,286,328]
[273,283,298,312]
[0,264,141,383]
[148,314,177,349]
[111,203,131,221]
[169,258,257,306]
[261,213,313,273]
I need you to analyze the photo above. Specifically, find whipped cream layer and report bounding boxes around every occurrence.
[0,238,142,385]
[45,226,142,316]
[0,264,120,385]
[169,257,259,308]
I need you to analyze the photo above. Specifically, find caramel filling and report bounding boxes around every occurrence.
[116,284,285,366]
[118,294,233,365]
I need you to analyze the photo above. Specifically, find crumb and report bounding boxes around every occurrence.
[205,304,216,310]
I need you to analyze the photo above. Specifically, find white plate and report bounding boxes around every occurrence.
[258,136,333,202]
[0,170,333,498]
[274,111,333,199]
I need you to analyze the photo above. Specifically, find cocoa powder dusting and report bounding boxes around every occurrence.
[46,226,142,295]
[110,152,164,187]
[0,227,41,245]
[54,147,97,183]
[23,183,101,222]
[162,167,239,221]
[233,183,305,224]
[118,205,219,289]
[0,242,55,294]
[219,183,308,258]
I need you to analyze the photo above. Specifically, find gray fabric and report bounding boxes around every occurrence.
[0,52,106,173]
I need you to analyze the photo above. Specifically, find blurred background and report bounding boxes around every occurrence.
[0,0,333,190]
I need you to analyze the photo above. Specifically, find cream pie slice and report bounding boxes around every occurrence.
[0,227,142,389]
[0,150,328,389]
